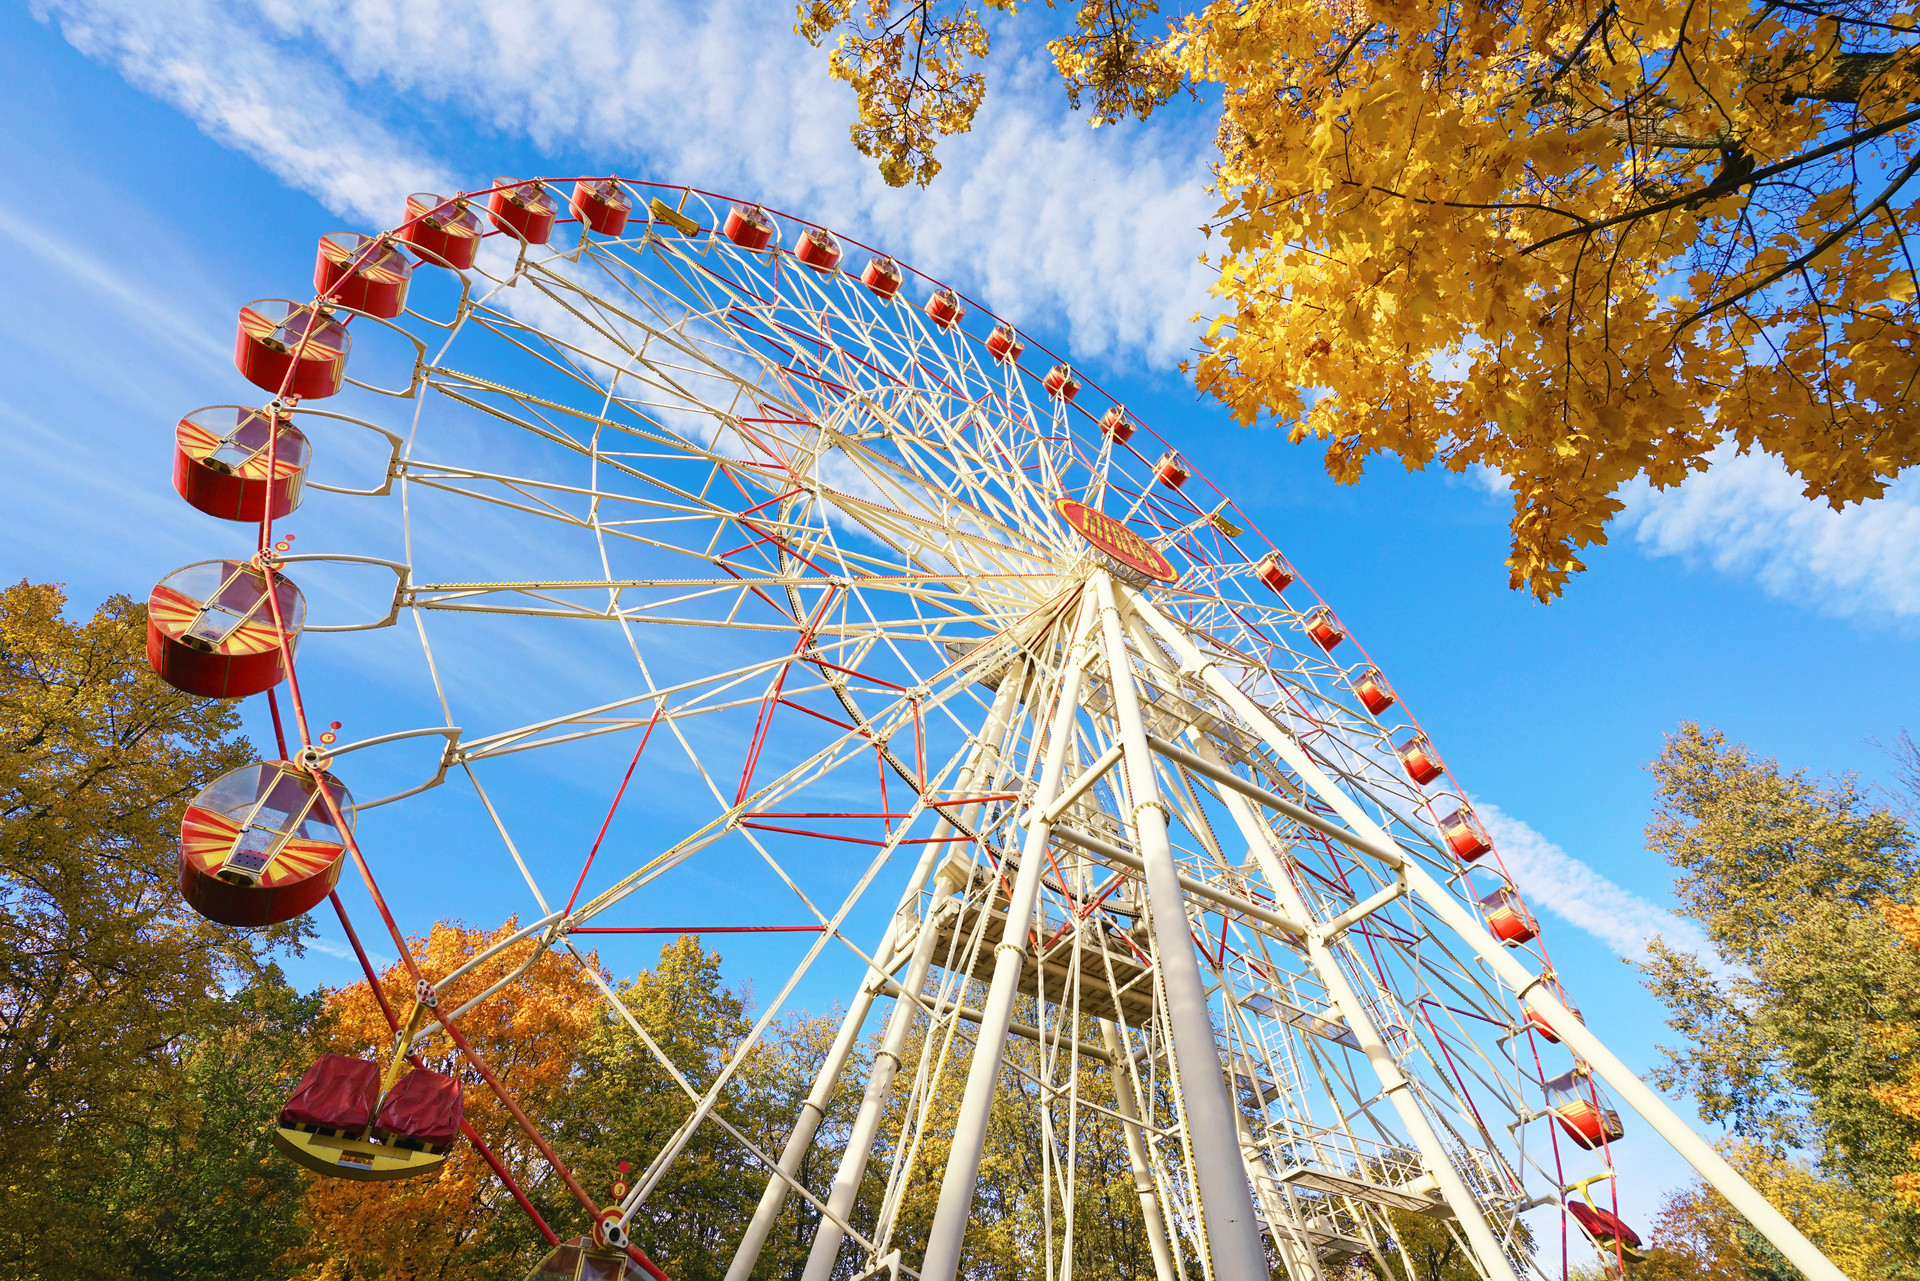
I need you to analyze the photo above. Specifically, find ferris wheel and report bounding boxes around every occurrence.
[146,175,1847,1281]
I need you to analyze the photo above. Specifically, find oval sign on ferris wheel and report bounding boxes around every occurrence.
[1054,497,1177,582]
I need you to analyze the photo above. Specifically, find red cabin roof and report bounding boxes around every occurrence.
[174,406,309,523]
[147,560,304,699]
[1568,1201,1642,1251]
[315,232,412,319]
[373,1068,464,1152]
[926,287,964,330]
[986,322,1023,363]
[862,255,903,299]
[723,204,776,252]
[235,301,350,400]
[795,226,843,273]
[179,760,353,927]
[280,1054,380,1134]
[402,193,482,270]
[571,179,632,237]
[1154,450,1189,490]
[490,177,559,245]
[1394,732,1444,786]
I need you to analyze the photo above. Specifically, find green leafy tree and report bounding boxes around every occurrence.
[1639,724,1920,1268]
[0,580,292,1277]
[113,973,326,1281]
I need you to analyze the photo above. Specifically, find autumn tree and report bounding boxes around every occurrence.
[110,974,326,1281]
[1638,724,1920,1268]
[0,580,291,1277]
[290,929,832,1281]
[288,919,609,1281]
[1633,1143,1900,1281]
[797,0,1920,599]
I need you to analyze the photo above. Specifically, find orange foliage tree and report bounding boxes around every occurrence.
[287,919,607,1281]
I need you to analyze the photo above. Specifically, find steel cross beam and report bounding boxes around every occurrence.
[1124,587,1852,1281]
[727,662,1028,1281]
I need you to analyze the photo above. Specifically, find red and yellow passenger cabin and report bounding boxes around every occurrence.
[178,760,353,928]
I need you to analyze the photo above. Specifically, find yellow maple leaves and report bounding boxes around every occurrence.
[798,0,1919,599]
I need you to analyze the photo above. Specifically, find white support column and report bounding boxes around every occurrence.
[1125,589,1851,1281]
[1090,571,1271,1281]
[1114,604,1518,1281]
[920,588,1101,1281]
[799,862,969,1281]
[728,665,1026,1281]
[1099,1018,1181,1281]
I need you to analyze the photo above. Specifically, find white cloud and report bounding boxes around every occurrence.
[1618,443,1920,619]
[35,0,1215,367]
[34,0,456,223]
[1471,801,1733,978]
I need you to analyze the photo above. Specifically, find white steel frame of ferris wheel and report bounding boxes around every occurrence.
[305,184,1852,1281]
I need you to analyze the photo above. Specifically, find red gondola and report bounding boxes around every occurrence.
[1100,405,1134,443]
[1480,885,1538,945]
[926,286,964,330]
[1303,604,1344,650]
[862,255,903,299]
[1254,550,1294,595]
[1394,732,1444,785]
[1437,805,1492,859]
[571,179,632,237]
[489,178,558,244]
[522,1238,652,1280]
[147,560,304,699]
[1527,1004,1581,1043]
[235,301,350,400]
[314,232,412,319]
[723,204,776,251]
[1569,1201,1645,1263]
[1352,666,1395,715]
[179,760,353,927]
[401,193,482,270]
[174,406,310,522]
[1044,364,1080,402]
[274,1055,462,1181]
[1547,1069,1624,1150]
[1154,450,1189,490]
[795,226,843,273]
[986,321,1023,363]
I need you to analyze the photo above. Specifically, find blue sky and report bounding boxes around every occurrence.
[5,0,1918,1232]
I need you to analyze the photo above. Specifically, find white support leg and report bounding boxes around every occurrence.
[919,588,1101,1281]
[1125,588,1851,1281]
[1099,1018,1181,1281]
[1114,603,1518,1281]
[1091,571,1270,1281]
[798,866,967,1281]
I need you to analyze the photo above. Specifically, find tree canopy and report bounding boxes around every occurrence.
[1638,723,1920,1269]
[0,579,296,1276]
[796,0,1920,598]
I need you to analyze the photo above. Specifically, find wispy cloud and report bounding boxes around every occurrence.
[36,0,1215,366]
[33,0,454,223]
[1472,800,1734,979]
[1618,443,1920,620]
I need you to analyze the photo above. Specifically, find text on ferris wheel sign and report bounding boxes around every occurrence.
[1054,498,1177,582]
